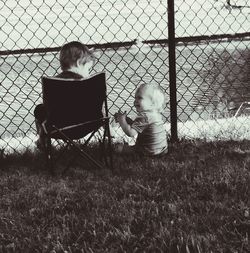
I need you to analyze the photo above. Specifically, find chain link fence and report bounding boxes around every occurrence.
[174,0,250,141]
[0,0,250,154]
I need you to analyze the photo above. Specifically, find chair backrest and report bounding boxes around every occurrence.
[42,72,106,129]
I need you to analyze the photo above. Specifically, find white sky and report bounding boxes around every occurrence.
[0,0,249,49]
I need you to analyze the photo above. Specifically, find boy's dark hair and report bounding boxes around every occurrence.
[59,41,95,71]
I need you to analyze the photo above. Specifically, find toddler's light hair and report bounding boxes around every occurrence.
[138,83,166,112]
[59,41,95,71]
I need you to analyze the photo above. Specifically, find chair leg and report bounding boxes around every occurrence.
[59,133,105,171]
[44,122,113,172]
[44,136,53,174]
[107,126,114,171]
[73,143,105,170]
[104,120,114,171]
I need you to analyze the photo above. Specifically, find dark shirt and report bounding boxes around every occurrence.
[56,71,83,79]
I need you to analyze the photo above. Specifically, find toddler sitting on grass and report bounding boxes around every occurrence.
[114,83,168,156]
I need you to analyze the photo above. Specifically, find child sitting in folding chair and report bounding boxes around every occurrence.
[114,83,168,156]
[34,41,95,149]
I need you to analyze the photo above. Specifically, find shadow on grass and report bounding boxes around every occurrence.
[0,139,249,252]
[1,138,250,178]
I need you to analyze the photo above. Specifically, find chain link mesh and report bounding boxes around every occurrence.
[175,0,250,139]
[0,0,249,153]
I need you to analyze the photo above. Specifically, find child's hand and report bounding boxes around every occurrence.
[114,110,127,123]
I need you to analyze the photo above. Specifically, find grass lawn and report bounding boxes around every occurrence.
[0,139,249,252]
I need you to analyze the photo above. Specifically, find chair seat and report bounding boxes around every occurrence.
[46,119,105,139]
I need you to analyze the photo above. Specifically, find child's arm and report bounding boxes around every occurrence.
[114,111,138,137]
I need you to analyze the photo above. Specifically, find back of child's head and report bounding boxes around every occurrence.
[59,41,95,71]
[139,83,166,112]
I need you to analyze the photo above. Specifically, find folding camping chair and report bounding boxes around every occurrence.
[40,72,113,173]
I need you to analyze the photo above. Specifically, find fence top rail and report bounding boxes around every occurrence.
[0,40,136,56]
[176,32,250,45]
[1,32,250,56]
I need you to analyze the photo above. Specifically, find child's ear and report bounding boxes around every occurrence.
[76,59,82,67]
[89,47,99,58]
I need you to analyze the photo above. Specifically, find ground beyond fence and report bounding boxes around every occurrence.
[0,0,250,153]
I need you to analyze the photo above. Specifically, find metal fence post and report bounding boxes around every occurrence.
[167,0,178,142]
